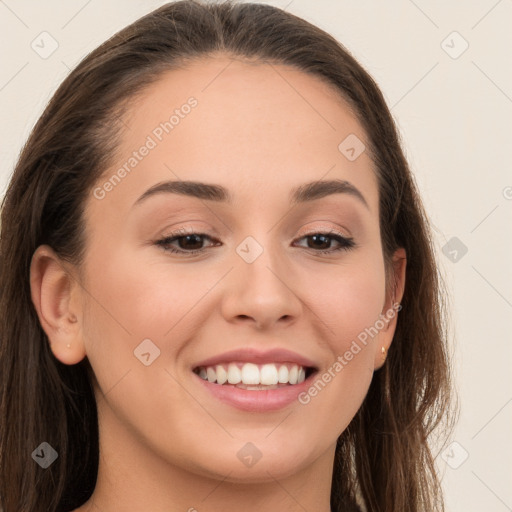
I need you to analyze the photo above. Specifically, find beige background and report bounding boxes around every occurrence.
[1,1,511,509]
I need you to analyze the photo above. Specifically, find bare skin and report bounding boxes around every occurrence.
[30,55,406,512]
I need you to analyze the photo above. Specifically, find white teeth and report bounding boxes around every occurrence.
[197,362,310,386]
[206,367,216,383]
[288,365,298,385]
[241,363,259,385]
[260,364,278,385]
[277,365,289,384]
[216,364,228,385]
[227,363,242,384]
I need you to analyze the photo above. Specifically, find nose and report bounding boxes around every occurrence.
[220,239,303,330]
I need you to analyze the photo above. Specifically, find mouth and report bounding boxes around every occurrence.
[191,347,320,411]
[193,362,318,390]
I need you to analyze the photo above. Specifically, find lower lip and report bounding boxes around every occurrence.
[193,373,314,412]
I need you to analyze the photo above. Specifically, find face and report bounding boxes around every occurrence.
[60,56,403,482]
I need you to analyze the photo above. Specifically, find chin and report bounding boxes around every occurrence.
[181,436,320,484]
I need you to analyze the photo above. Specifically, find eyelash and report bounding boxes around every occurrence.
[155,229,356,256]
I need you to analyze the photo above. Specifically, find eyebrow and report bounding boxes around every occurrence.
[133,178,369,209]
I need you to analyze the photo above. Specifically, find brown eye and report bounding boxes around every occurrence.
[175,234,205,251]
[156,232,218,255]
[307,234,331,250]
[294,232,355,254]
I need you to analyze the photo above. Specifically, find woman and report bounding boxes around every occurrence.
[0,1,454,511]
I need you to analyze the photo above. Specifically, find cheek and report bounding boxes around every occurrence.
[82,244,213,340]
[303,253,387,349]
[296,259,385,431]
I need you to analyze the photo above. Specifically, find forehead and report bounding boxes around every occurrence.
[90,54,378,216]
[123,54,363,151]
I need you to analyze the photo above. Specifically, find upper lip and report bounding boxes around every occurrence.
[192,348,318,370]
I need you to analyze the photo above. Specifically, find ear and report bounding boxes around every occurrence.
[30,245,86,365]
[374,247,406,370]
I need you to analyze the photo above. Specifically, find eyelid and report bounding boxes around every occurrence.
[158,224,216,238]
[295,223,352,239]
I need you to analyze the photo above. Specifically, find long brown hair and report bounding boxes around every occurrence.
[0,1,455,510]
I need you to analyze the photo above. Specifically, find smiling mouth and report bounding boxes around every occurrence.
[193,362,317,390]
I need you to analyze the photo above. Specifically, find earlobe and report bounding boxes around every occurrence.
[374,247,407,370]
[30,245,86,365]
